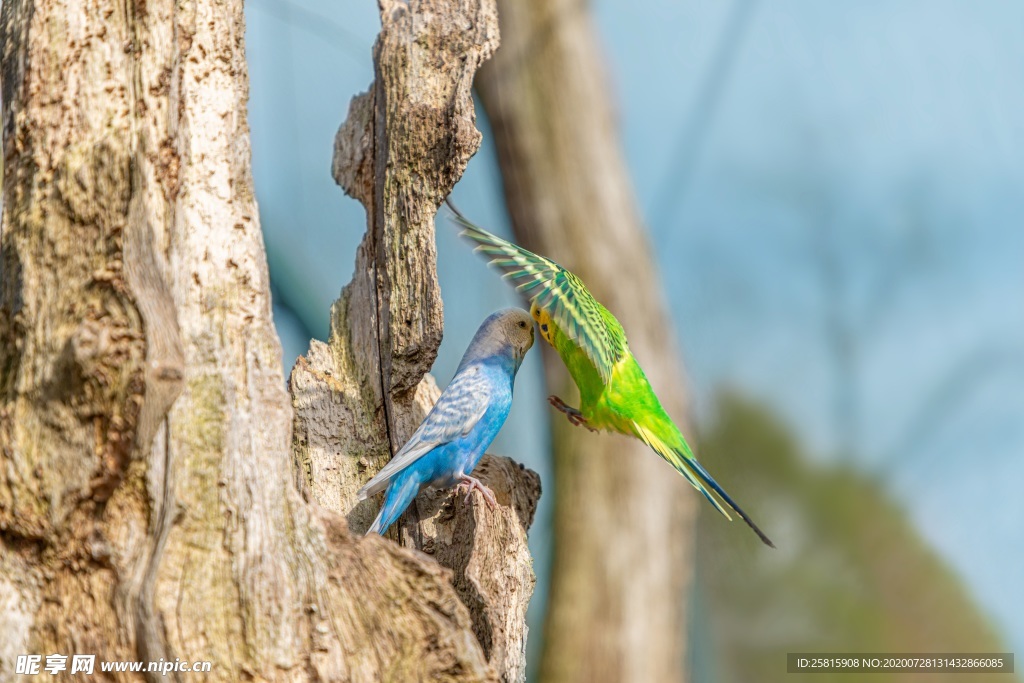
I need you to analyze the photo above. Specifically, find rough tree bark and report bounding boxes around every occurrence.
[0,0,537,681]
[292,0,539,679]
[477,2,698,682]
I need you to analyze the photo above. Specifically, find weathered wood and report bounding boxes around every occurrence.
[293,339,540,683]
[291,1,540,679]
[0,0,537,680]
[416,455,541,683]
[477,2,699,682]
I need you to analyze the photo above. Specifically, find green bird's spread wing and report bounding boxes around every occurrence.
[450,208,627,383]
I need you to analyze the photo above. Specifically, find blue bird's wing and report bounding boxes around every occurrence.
[357,365,492,499]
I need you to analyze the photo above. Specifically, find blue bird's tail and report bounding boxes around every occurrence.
[367,470,423,535]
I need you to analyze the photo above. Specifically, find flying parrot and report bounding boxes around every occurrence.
[450,206,774,547]
[358,308,535,535]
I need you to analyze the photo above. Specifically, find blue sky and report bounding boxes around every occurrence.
[247,0,1024,657]
[594,0,1024,653]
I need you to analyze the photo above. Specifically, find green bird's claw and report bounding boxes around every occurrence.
[548,395,597,432]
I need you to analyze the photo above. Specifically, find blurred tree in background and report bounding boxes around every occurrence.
[477,1,697,681]
[693,394,1016,683]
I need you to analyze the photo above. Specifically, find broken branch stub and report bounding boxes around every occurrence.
[292,1,540,681]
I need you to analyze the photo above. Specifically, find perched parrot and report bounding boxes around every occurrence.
[450,206,774,547]
[358,308,535,535]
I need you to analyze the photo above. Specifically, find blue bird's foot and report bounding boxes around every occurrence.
[548,395,597,432]
[457,475,498,509]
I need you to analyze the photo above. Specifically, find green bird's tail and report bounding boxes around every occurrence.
[632,420,775,548]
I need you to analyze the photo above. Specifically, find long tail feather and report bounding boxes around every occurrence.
[687,456,775,548]
[634,422,775,548]
[367,470,421,536]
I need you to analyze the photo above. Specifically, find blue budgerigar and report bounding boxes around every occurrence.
[359,308,536,535]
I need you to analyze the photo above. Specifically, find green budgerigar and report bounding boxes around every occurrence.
[450,204,774,547]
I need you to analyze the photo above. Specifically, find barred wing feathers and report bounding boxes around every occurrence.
[357,365,492,499]
[453,213,627,383]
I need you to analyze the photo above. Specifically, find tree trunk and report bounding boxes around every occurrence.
[0,0,538,680]
[476,3,698,682]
